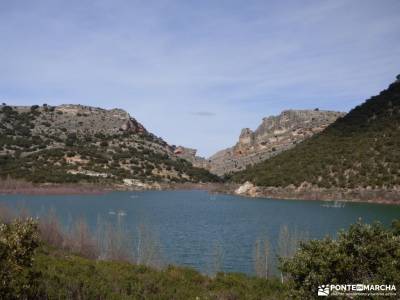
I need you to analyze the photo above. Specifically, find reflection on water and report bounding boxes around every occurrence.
[321,200,346,208]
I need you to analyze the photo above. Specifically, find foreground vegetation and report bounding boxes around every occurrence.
[1,205,399,299]
[0,218,286,299]
[281,219,400,298]
[230,79,400,189]
[34,250,286,300]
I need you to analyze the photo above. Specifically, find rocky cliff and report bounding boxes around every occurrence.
[0,104,219,184]
[173,146,209,169]
[206,109,344,175]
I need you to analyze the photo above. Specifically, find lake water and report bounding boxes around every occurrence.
[1,190,399,275]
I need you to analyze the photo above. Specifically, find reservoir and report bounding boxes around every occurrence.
[1,190,399,275]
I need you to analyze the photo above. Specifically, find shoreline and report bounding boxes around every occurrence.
[0,183,110,195]
[1,181,400,205]
[231,182,400,205]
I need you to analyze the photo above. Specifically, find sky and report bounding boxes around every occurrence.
[0,0,399,157]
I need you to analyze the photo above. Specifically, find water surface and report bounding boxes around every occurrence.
[1,190,399,275]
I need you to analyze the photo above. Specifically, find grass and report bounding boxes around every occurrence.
[34,245,287,300]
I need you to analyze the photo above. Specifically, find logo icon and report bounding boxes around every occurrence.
[356,284,364,291]
[318,285,330,296]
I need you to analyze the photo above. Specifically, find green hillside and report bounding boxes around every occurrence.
[0,104,220,184]
[230,78,400,189]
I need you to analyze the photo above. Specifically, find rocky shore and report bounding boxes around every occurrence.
[118,180,400,205]
[233,181,400,205]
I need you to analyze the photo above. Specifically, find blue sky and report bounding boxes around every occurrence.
[1,0,399,157]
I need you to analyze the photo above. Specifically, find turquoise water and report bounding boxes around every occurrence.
[1,190,399,275]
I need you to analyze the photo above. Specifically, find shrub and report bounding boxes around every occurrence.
[0,218,42,299]
[280,220,400,299]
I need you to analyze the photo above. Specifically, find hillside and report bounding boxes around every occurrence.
[173,110,343,176]
[0,104,219,185]
[230,77,400,190]
[206,109,344,175]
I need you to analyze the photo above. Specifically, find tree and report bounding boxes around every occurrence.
[280,220,400,299]
[65,133,77,147]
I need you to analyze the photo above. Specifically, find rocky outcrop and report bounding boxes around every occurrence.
[173,146,210,169]
[207,109,345,176]
[122,178,162,190]
[4,104,148,137]
[47,104,147,136]
[234,181,259,197]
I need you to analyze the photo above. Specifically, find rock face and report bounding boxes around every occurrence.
[173,146,209,169]
[234,181,259,197]
[207,109,345,176]
[40,104,147,136]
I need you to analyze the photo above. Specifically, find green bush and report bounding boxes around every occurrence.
[32,250,286,299]
[0,218,42,299]
[100,141,109,147]
[280,220,400,299]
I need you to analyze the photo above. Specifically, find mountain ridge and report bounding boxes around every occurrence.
[229,77,400,193]
[0,103,220,185]
[175,109,344,175]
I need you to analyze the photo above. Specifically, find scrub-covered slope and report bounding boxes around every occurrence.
[0,104,219,184]
[230,77,400,190]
